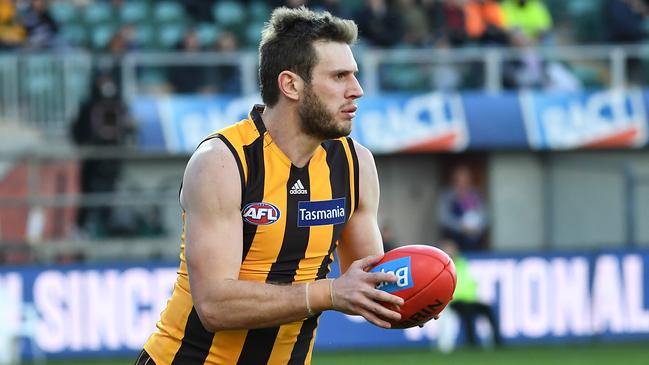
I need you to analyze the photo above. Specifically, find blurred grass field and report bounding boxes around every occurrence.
[28,342,649,365]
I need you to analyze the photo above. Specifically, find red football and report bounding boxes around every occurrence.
[369,244,457,329]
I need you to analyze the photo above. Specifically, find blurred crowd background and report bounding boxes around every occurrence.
[1,0,647,92]
[0,0,648,260]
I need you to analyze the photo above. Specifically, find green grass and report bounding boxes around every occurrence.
[25,342,649,365]
[312,342,649,365]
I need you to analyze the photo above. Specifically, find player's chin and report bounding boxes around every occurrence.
[337,118,353,133]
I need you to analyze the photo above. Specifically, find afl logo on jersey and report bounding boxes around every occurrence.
[242,202,281,225]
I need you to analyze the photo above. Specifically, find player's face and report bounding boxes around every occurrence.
[298,41,363,140]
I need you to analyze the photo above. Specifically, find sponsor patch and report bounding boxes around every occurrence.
[297,198,346,227]
[370,256,414,293]
[242,202,281,225]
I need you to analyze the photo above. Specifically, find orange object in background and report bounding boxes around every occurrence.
[464,0,506,39]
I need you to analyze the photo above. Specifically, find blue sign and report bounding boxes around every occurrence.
[4,250,648,360]
[297,198,346,227]
[129,89,649,153]
[520,89,648,149]
[352,93,469,153]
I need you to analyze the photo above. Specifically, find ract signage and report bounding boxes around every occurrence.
[521,89,648,149]
[353,93,468,153]
[130,90,649,153]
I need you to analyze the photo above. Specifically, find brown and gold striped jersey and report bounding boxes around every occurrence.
[144,105,360,365]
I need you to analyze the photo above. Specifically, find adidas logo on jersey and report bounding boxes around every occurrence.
[289,179,308,195]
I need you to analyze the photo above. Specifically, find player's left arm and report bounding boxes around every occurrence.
[328,140,405,328]
[337,140,384,274]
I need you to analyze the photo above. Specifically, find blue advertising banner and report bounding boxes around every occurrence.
[129,89,649,153]
[520,89,648,149]
[2,249,649,360]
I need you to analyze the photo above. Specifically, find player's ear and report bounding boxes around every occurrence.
[278,70,303,102]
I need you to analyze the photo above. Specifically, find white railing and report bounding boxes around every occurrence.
[2,43,649,135]
[0,51,93,136]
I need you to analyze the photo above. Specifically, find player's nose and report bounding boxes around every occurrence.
[346,75,363,100]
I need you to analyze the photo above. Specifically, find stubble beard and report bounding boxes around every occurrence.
[298,86,352,140]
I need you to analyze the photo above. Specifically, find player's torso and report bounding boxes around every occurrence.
[145,107,359,365]
[237,132,356,285]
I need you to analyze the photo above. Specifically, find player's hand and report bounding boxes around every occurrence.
[331,255,404,329]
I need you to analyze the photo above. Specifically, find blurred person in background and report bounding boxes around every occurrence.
[70,72,133,238]
[20,0,58,49]
[437,165,487,252]
[211,30,242,94]
[440,239,503,349]
[605,0,648,44]
[419,0,464,90]
[604,0,649,85]
[502,28,545,89]
[285,0,308,8]
[354,0,404,47]
[0,0,25,49]
[100,25,138,92]
[423,0,468,47]
[107,25,138,55]
[463,0,509,45]
[181,0,216,23]
[500,0,553,43]
[503,27,582,90]
[312,0,351,19]
[396,0,431,47]
[168,28,215,94]
[136,7,405,365]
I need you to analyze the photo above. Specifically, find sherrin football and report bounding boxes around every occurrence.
[370,244,457,329]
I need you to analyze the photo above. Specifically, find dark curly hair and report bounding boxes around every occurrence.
[258,6,358,107]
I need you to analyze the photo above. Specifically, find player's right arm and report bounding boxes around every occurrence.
[180,138,401,331]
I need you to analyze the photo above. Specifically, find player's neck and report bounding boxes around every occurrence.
[262,105,321,168]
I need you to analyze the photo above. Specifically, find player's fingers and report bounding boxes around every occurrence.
[360,299,401,322]
[366,271,397,284]
[358,309,392,329]
[368,289,404,306]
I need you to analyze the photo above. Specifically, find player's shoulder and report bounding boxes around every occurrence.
[347,138,375,166]
[190,137,237,172]
[181,137,241,209]
[209,117,260,145]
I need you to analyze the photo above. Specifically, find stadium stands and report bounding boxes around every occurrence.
[2,0,649,259]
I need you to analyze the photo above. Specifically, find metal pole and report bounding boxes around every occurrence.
[624,163,636,248]
[541,153,553,250]
[485,48,502,94]
[360,50,379,95]
[610,47,626,89]
[240,52,258,96]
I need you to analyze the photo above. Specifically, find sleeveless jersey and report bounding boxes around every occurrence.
[144,105,360,365]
